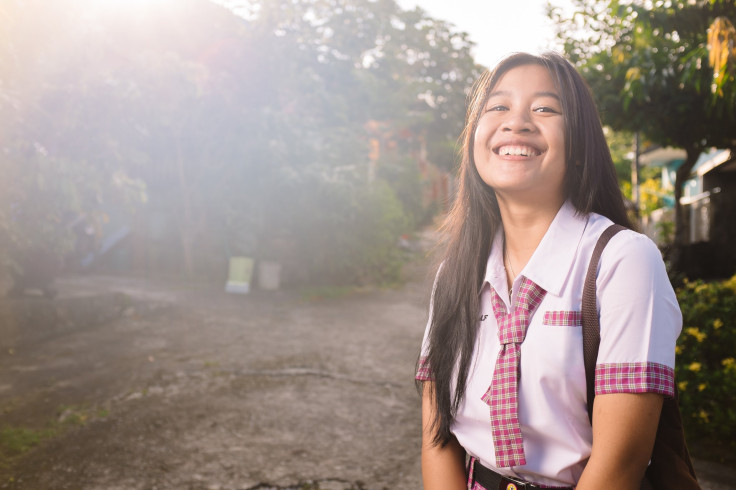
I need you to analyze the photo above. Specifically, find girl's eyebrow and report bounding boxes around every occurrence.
[488,90,561,100]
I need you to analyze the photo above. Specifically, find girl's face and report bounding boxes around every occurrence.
[473,64,567,206]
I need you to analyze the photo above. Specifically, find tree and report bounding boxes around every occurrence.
[2,0,481,286]
[239,0,481,168]
[0,0,148,282]
[550,0,736,270]
[216,0,482,283]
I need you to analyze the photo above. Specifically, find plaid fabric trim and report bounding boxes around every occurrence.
[542,310,582,327]
[595,362,674,397]
[467,457,476,488]
[482,277,546,468]
[415,356,433,381]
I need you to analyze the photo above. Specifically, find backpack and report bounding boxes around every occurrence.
[582,224,700,490]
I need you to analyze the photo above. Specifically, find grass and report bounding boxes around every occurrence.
[0,404,110,463]
[0,427,54,456]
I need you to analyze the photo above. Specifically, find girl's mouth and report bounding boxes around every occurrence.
[494,145,544,157]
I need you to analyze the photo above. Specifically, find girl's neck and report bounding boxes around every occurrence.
[498,195,565,286]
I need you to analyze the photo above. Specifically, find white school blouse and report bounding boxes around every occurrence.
[416,201,681,487]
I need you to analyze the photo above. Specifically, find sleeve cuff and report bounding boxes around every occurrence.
[415,356,433,381]
[595,362,674,397]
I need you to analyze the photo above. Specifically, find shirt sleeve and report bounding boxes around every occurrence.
[415,267,440,382]
[594,231,681,397]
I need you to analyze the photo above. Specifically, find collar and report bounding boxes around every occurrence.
[483,230,508,300]
[482,201,590,298]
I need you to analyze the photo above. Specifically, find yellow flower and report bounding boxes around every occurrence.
[678,381,688,391]
[685,327,706,342]
[713,319,723,330]
[675,345,683,355]
[698,409,710,423]
[688,362,702,372]
[722,358,736,371]
[698,383,707,392]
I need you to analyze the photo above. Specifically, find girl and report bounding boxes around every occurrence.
[416,52,681,489]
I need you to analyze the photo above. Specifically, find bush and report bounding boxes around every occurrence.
[376,155,425,229]
[0,143,146,284]
[675,275,736,454]
[290,178,408,287]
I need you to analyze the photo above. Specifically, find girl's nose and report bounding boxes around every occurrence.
[502,110,535,133]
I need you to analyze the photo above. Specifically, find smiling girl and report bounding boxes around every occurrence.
[416,52,682,489]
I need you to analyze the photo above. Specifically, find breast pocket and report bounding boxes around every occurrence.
[542,310,582,327]
[525,310,586,401]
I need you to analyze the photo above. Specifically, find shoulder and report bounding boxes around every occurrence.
[603,229,664,279]
[585,214,662,269]
[579,214,668,291]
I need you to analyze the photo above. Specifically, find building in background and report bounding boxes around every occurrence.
[641,147,736,278]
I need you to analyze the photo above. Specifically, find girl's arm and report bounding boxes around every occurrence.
[421,382,467,490]
[576,392,663,490]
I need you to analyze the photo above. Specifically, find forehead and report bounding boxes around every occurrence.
[489,63,558,96]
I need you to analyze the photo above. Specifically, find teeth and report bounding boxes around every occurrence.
[498,145,540,157]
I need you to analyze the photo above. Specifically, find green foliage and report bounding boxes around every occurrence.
[550,0,736,254]
[607,126,668,217]
[604,127,634,185]
[2,0,479,286]
[376,155,425,229]
[0,146,76,274]
[290,178,408,286]
[0,427,52,457]
[638,177,668,215]
[0,404,103,464]
[622,176,667,216]
[675,275,736,453]
[656,219,675,244]
[567,0,736,146]
[0,143,145,277]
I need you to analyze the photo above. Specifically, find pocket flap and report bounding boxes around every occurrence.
[542,310,582,326]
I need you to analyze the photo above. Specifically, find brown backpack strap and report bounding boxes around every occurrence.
[581,224,701,488]
[582,224,626,424]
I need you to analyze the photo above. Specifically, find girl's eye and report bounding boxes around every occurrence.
[534,106,560,114]
[486,105,508,112]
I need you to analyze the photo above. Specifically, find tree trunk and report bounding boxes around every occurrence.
[671,146,701,274]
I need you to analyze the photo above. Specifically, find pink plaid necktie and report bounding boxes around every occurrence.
[481,277,546,467]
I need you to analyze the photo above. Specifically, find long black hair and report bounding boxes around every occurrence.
[420,52,633,446]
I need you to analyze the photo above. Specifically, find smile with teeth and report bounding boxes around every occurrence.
[496,145,543,157]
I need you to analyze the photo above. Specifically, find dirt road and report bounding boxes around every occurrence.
[0,255,431,489]
[0,256,733,489]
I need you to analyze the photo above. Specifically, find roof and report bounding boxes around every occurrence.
[691,149,732,177]
[639,146,686,168]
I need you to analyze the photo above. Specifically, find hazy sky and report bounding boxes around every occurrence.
[395,0,571,69]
